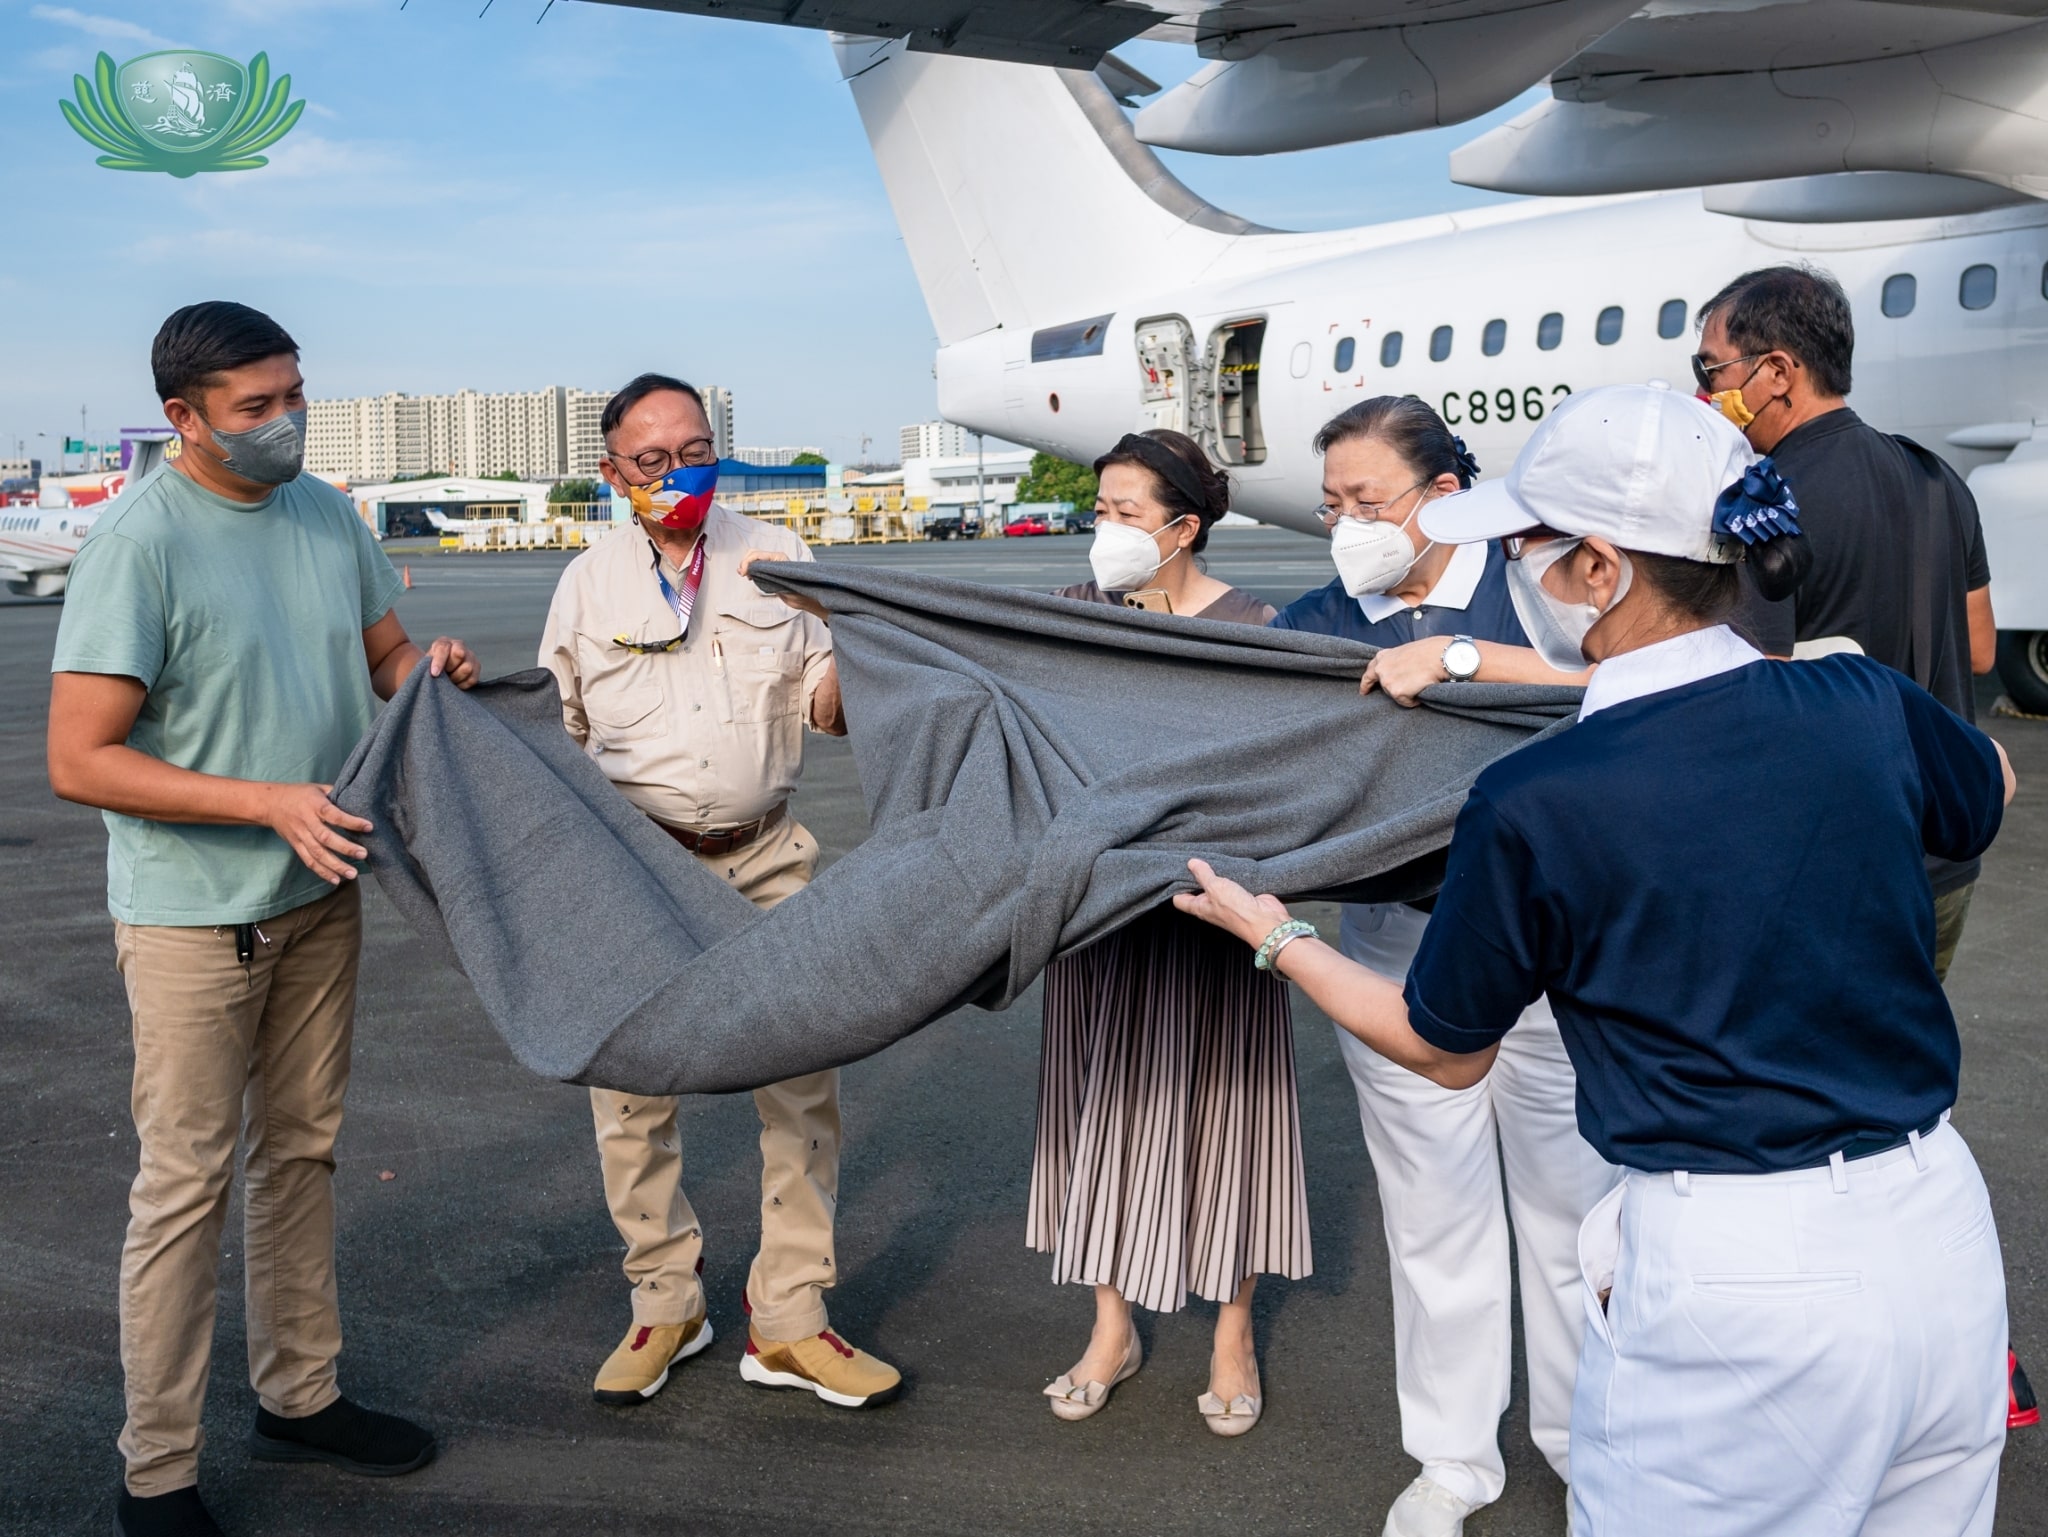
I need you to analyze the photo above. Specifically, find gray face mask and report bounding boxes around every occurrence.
[209,407,307,486]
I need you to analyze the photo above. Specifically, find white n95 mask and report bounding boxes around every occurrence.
[1089,517,1185,592]
[1504,537,1633,671]
[1330,507,1427,596]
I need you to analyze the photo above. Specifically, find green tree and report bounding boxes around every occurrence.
[1015,452,1096,510]
[487,469,522,482]
[549,478,598,504]
[790,451,829,466]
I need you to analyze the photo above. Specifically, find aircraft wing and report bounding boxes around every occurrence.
[588,0,1160,66]
[588,0,2048,216]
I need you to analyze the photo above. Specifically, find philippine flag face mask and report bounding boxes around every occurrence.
[627,464,718,531]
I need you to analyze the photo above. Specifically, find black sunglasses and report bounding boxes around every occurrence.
[1690,351,1765,393]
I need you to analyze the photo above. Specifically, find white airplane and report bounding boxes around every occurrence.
[0,437,175,598]
[0,501,96,598]
[595,1,2048,705]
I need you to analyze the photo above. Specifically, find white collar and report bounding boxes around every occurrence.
[1578,624,1763,721]
[1357,538,1488,624]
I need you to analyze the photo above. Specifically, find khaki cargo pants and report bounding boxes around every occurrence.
[591,813,839,1341]
[112,882,361,1496]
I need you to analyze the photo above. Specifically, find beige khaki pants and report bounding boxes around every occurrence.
[591,814,841,1341]
[112,883,361,1496]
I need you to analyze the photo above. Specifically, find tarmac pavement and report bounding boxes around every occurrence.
[3,526,2044,1535]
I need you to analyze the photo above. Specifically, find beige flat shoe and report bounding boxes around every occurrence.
[1197,1368,1263,1437]
[1043,1327,1143,1422]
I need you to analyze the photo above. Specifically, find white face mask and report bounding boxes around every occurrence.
[1090,516,1187,592]
[1329,502,1429,596]
[1504,537,1634,671]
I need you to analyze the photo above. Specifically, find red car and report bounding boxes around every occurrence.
[1003,513,1052,536]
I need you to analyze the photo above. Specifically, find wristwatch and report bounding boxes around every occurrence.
[1441,634,1481,682]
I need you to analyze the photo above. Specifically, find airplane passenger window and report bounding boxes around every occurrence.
[1381,331,1403,367]
[1482,319,1506,356]
[1334,337,1356,372]
[1596,306,1624,345]
[1537,312,1563,351]
[1881,274,1916,317]
[1960,264,1997,311]
[1658,299,1686,339]
[1430,326,1453,362]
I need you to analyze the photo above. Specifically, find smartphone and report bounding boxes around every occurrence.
[1123,588,1173,614]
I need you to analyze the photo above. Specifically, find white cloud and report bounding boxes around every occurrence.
[28,6,175,48]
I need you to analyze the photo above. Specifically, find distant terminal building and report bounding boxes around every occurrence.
[308,381,735,483]
[904,446,1034,514]
[733,445,822,467]
[900,420,976,463]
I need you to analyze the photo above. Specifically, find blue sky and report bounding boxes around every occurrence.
[1,1,1534,464]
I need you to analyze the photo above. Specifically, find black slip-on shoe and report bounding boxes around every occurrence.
[114,1486,223,1537]
[248,1396,436,1477]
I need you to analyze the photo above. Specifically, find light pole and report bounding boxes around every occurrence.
[975,431,985,537]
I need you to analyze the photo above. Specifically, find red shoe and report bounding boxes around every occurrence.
[2010,1347,2039,1430]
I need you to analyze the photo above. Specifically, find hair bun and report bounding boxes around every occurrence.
[1714,457,1810,601]
[1450,435,1481,484]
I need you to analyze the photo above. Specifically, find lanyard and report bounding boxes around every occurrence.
[654,535,708,639]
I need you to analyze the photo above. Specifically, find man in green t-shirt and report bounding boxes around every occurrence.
[47,302,480,1537]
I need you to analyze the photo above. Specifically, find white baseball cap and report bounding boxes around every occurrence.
[1419,384,1755,563]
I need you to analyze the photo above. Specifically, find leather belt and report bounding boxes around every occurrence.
[653,802,785,858]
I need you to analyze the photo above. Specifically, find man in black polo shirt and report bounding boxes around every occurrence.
[1694,264,1997,976]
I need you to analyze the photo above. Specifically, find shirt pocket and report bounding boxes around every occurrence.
[714,599,805,725]
[573,627,666,744]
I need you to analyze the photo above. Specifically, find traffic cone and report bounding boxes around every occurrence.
[402,565,413,591]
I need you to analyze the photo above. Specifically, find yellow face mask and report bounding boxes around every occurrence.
[1708,387,1756,429]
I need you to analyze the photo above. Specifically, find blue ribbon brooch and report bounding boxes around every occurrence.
[1450,435,1482,482]
[1712,457,1802,545]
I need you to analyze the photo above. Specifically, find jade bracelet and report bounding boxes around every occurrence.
[1254,918,1317,971]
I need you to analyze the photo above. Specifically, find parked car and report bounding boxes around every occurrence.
[1003,513,1053,537]
[924,513,983,540]
[1062,508,1096,533]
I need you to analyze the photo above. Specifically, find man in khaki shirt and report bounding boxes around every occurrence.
[539,373,899,1410]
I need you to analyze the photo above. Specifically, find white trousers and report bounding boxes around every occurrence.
[1572,1119,2007,1537]
[1338,903,1622,1509]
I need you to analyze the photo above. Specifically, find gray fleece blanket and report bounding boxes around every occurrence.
[333,562,1578,1096]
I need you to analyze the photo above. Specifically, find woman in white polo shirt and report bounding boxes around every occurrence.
[1178,385,2016,1537]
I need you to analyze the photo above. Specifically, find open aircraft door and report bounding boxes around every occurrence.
[1201,317,1269,466]
[1135,316,1195,435]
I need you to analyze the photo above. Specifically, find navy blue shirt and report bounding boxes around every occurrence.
[1269,542,1529,648]
[1405,655,2004,1174]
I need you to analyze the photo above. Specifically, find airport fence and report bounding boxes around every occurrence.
[437,492,991,552]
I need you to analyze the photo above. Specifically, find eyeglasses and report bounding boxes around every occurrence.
[1317,478,1427,527]
[1689,351,1765,393]
[613,631,684,654]
[1502,530,1571,561]
[607,438,718,481]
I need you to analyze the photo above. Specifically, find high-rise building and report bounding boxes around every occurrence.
[305,383,735,482]
[733,445,822,467]
[699,385,735,461]
[900,420,976,463]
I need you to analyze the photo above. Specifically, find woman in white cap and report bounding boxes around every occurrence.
[1176,384,2016,1536]
[1274,395,1618,1537]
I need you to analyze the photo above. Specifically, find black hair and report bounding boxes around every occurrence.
[1313,395,1478,488]
[1092,428,1230,553]
[1697,265,1854,397]
[151,301,299,403]
[601,372,708,440]
[1627,551,1744,623]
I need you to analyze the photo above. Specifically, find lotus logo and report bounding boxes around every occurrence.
[59,51,305,177]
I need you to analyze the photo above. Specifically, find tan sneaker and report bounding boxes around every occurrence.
[739,1322,901,1408]
[592,1312,713,1405]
